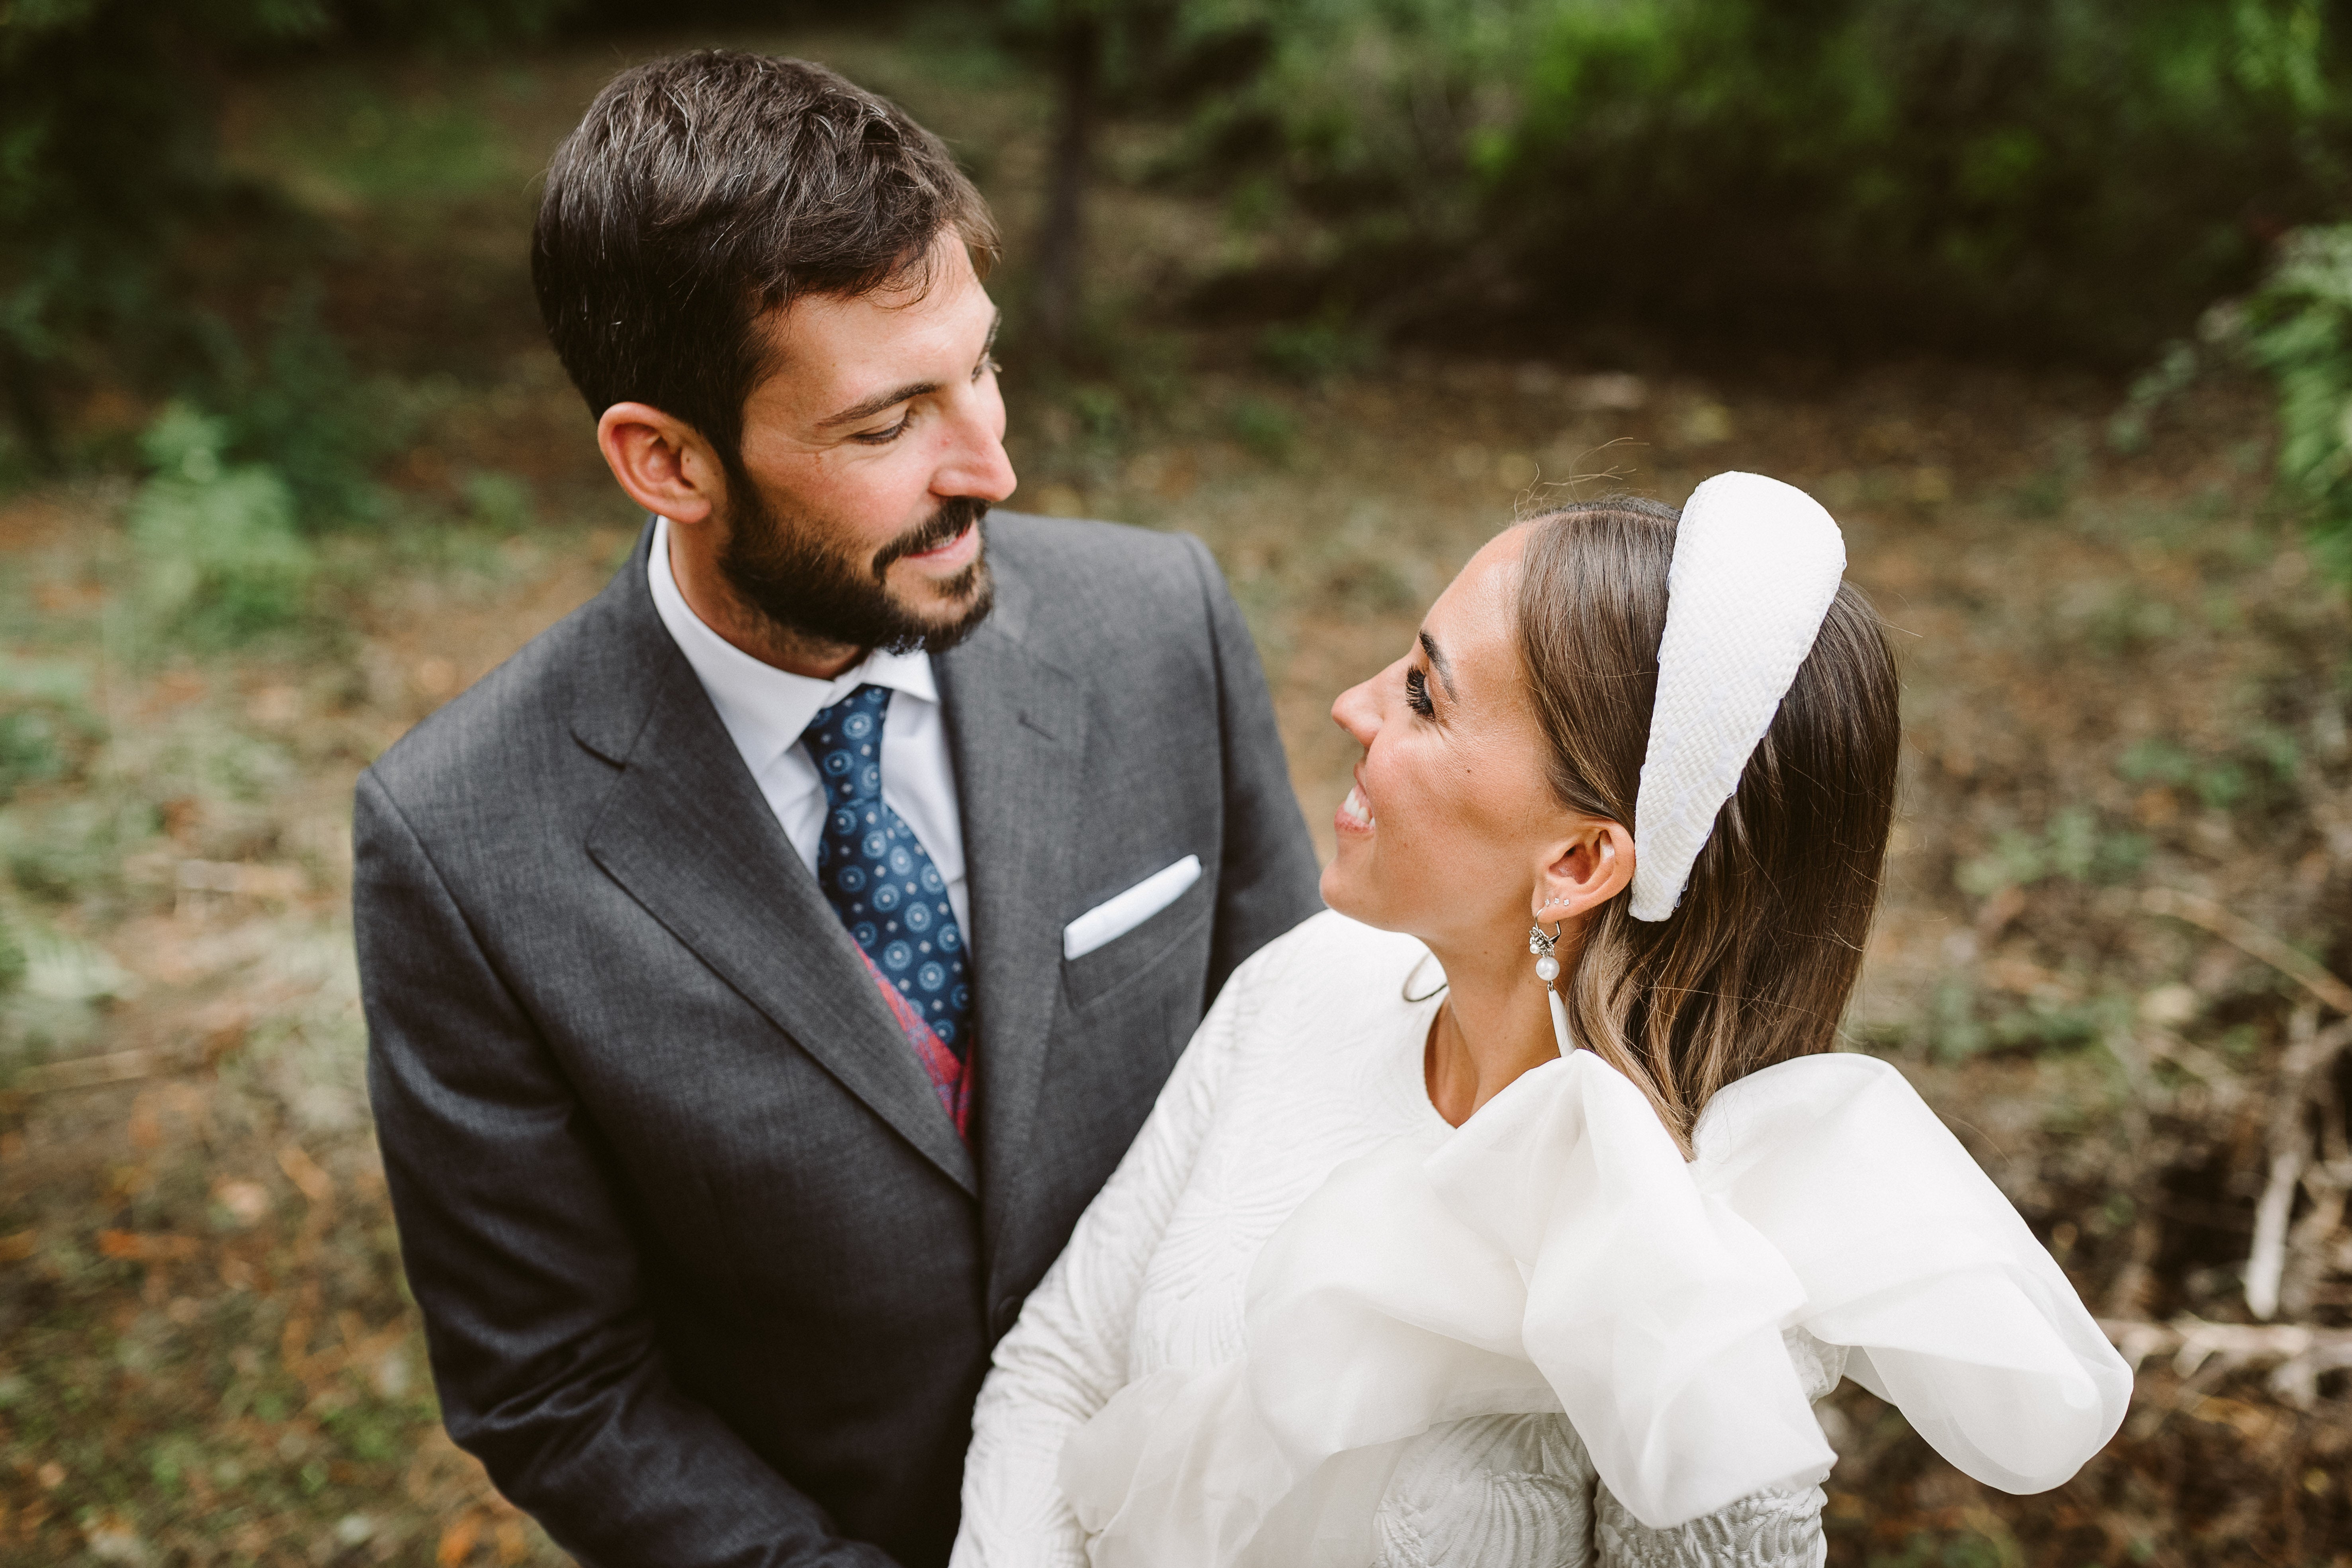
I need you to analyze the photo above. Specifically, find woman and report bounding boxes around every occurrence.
[953,475,2130,1567]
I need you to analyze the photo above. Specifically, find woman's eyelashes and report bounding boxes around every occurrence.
[1404,665,1435,718]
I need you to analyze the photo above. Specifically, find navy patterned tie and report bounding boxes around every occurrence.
[801,684,974,1134]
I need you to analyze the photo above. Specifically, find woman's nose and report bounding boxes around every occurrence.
[1331,672,1382,747]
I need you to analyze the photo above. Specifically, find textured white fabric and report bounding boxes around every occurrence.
[1628,473,1846,921]
[953,913,2127,1566]
[646,515,970,936]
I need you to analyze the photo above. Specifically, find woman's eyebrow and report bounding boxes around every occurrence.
[1417,631,1457,698]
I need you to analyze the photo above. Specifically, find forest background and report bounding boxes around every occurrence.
[5,0,2352,1563]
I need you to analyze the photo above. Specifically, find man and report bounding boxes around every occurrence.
[352,52,1321,1568]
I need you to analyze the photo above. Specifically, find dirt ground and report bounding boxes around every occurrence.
[2,21,2349,1568]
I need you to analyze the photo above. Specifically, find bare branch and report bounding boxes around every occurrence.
[2100,1314,2352,1408]
[2141,888,2352,1015]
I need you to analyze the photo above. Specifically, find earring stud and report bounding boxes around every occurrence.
[1529,920,1563,984]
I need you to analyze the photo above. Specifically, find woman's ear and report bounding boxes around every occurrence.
[1533,819,1636,925]
[596,401,725,526]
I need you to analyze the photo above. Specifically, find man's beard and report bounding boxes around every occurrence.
[717,481,995,658]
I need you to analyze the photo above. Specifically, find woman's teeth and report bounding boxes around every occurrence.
[1340,785,1375,829]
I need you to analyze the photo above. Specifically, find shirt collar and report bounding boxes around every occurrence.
[647,516,938,774]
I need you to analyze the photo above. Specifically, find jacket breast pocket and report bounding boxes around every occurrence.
[1060,863,1214,1013]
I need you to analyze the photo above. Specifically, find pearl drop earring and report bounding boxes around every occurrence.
[1528,920,1563,984]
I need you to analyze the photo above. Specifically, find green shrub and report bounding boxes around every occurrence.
[460,469,536,532]
[1955,805,2147,897]
[1256,313,1378,384]
[1174,0,2349,361]
[0,713,68,802]
[0,657,99,804]
[0,0,586,472]
[128,404,315,646]
[0,798,145,907]
[2243,224,2352,583]
[217,288,401,531]
[2118,731,2301,816]
[1225,394,1298,460]
[0,909,23,998]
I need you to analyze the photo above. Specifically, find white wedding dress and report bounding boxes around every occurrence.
[952,913,2131,1568]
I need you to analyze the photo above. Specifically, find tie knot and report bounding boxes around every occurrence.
[802,684,893,805]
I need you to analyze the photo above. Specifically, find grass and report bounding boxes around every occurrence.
[2,15,2350,1567]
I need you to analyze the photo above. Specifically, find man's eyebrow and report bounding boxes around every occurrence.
[817,380,938,430]
[812,311,1002,430]
[1417,631,1457,698]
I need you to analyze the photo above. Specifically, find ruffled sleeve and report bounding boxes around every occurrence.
[1419,1049,2130,1527]
[1060,1048,2130,1560]
[1688,1053,2133,1499]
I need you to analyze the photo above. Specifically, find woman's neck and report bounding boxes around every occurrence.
[1424,925,1572,1127]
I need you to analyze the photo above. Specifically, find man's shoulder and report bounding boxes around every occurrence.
[986,510,1217,649]
[988,511,1206,597]
[362,559,644,820]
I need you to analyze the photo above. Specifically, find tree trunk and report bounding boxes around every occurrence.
[1033,10,1101,359]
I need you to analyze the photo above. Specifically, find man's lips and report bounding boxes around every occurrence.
[898,520,980,570]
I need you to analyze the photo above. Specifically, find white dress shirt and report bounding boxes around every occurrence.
[647,516,972,942]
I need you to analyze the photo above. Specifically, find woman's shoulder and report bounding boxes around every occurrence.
[1220,907,1433,1007]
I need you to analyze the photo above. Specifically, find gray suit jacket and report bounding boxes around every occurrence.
[354,514,1322,1568]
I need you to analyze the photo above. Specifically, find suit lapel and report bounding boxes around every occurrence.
[574,535,976,1195]
[936,592,1088,1245]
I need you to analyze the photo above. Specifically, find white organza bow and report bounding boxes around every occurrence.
[1062,1052,2131,1566]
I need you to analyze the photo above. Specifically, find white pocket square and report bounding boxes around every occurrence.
[1062,855,1203,960]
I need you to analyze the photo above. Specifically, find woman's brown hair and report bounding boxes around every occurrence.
[1515,497,1901,1149]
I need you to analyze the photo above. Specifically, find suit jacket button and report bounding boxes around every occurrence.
[991,1296,1020,1337]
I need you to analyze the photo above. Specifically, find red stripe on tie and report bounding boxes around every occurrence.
[854,946,970,1139]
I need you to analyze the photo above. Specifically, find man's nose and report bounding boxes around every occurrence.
[935,406,1017,504]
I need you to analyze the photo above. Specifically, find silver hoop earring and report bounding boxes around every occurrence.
[1528,921,1563,984]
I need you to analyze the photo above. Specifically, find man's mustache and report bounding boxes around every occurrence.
[871,497,990,579]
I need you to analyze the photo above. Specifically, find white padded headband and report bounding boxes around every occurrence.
[1627,473,1846,922]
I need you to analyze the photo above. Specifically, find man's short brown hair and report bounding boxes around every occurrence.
[532,51,998,470]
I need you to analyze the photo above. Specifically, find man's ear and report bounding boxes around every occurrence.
[596,401,725,526]
[1532,819,1636,925]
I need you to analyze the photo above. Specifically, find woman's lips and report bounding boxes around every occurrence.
[1336,782,1375,836]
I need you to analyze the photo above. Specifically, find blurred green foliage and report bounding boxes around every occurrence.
[2244,224,2352,583]
[128,404,316,646]
[1954,804,2148,899]
[2104,222,2352,590]
[0,907,23,998]
[1166,0,2347,360]
[0,0,572,477]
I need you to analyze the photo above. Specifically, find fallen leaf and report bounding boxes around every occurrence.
[96,1230,198,1262]
[278,1144,334,1205]
[438,1509,484,1567]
